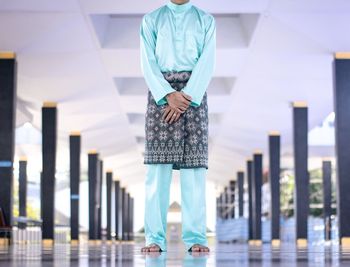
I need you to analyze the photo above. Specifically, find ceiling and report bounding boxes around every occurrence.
[1,0,348,186]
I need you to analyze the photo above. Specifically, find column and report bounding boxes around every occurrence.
[292,102,309,246]
[223,191,226,219]
[247,159,253,240]
[229,181,235,218]
[269,132,281,244]
[218,193,223,219]
[220,192,224,219]
[70,133,81,242]
[252,152,262,242]
[126,193,131,240]
[322,160,332,241]
[106,171,113,241]
[18,158,27,229]
[224,187,229,219]
[237,171,244,217]
[114,181,120,240]
[88,151,99,240]
[41,102,57,243]
[97,160,103,240]
[334,53,350,246]
[121,187,127,240]
[130,197,134,240]
[0,52,16,230]
[216,196,219,219]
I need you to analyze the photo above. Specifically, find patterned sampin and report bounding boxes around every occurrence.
[144,71,208,170]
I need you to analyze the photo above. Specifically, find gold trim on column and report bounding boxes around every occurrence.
[106,240,114,245]
[106,169,113,173]
[271,239,280,247]
[19,156,27,161]
[341,237,350,247]
[0,52,15,59]
[0,238,10,246]
[248,239,262,246]
[88,149,98,154]
[43,102,57,108]
[256,240,262,246]
[253,150,263,155]
[292,101,308,108]
[269,131,280,136]
[88,240,102,245]
[70,131,81,136]
[88,240,96,245]
[42,239,54,246]
[335,52,350,59]
[296,238,307,247]
[70,240,79,246]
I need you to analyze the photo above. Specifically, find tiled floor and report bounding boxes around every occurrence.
[1,241,350,266]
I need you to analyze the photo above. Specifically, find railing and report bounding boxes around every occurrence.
[11,225,71,244]
[216,216,339,244]
[12,227,42,244]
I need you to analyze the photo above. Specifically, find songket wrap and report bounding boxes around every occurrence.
[144,71,208,170]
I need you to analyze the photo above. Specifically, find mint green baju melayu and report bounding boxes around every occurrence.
[140,0,216,251]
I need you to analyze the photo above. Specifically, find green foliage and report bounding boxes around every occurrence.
[279,167,336,218]
[13,179,40,221]
[309,168,323,217]
[280,171,294,217]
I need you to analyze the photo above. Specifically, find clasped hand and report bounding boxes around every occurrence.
[162,91,192,124]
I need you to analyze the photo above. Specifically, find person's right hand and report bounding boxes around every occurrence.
[162,105,181,124]
[165,91,192,113]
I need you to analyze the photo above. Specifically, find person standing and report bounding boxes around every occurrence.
[140,0,216,252]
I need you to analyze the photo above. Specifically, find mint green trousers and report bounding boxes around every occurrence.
[144,164,208,251]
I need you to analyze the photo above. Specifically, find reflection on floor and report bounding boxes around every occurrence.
[1,240,350,267]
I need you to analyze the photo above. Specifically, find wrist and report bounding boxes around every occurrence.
[165,91,174,100]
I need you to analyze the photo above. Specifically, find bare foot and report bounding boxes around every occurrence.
[188,244,210,253]
[141,243,162,253]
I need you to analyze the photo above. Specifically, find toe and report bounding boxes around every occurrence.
[190,244,209,253]
[201,246,209,252]
[192,245,200,252]
[150,244,161,252]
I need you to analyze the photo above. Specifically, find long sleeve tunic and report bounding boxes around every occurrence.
[140,1,216,107]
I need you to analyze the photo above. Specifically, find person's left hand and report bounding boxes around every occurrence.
[162,105,181,124]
